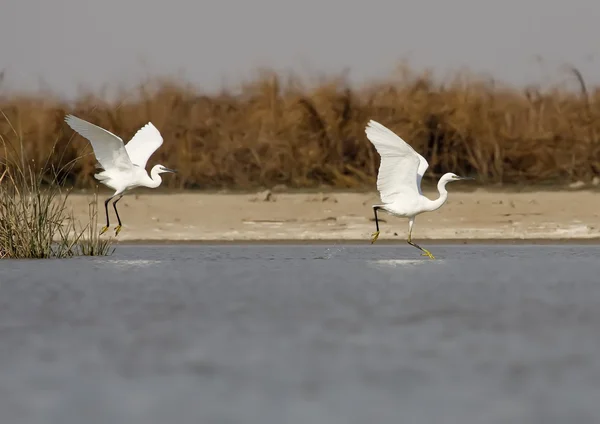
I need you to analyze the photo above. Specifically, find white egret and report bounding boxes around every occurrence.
[365,120,473,259]
[65,114,176,236]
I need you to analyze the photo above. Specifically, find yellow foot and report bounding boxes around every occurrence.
[99,226,109,236]
[421,249,436,260]
[370,231,380,244]
[114,225,122,236]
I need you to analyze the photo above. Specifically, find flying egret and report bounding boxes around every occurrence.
[64,114,176,236]
[365,120,473,259]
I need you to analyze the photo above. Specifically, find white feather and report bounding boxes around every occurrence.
[65,115,133,172]
[365,120,430,203]
[124,122,164,169]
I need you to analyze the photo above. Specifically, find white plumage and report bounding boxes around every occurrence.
[65,114,176,236]
[365,119,429,200]
[124,122,164,169]
[365,119,472,259]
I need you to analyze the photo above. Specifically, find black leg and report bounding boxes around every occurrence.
[370,206,382,244]
[103,197,112,228]
[100,196,114,235]
[112,195,124,227]
[406,239,435,259]
[407,240,425,252]
[373,206,380,232]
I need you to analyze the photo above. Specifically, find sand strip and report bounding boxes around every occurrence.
[63,189,600,242]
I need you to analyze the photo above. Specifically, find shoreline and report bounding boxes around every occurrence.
[109,239,600,246]
[64,189,600,242]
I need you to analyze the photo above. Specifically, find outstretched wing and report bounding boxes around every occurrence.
[65,115,133,171]
[365,120,429,203]
[415,155,429,194]
[124,122,164,169]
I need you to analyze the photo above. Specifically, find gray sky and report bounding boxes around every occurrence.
[1,0,599,99]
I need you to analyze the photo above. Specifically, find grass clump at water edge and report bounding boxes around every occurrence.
[0,114,114,259]
[74,190,115,257]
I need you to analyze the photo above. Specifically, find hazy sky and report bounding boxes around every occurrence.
[1,0,599,98]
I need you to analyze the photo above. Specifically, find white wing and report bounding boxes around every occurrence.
[365,120,430,203]
[124,122,163,169]
[65,115,133,171]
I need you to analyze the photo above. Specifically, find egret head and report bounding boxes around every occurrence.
[154,164,177,174]
[442,172,474,183]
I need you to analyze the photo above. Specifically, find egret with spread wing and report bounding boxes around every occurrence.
[365,120,472,259]
[65,114,176,236]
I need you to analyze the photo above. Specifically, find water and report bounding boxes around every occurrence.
[1,244,600,424]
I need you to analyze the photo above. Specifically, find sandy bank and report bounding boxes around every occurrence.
[62,189,600,242]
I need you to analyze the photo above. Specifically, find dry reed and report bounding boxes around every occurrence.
[0,114,114,259]
[1,65,600,190]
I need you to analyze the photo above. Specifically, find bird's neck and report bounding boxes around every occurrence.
[422,178,449,212]
[145,169,162,189]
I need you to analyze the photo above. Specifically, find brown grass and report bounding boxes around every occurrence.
[1,65,600,190]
